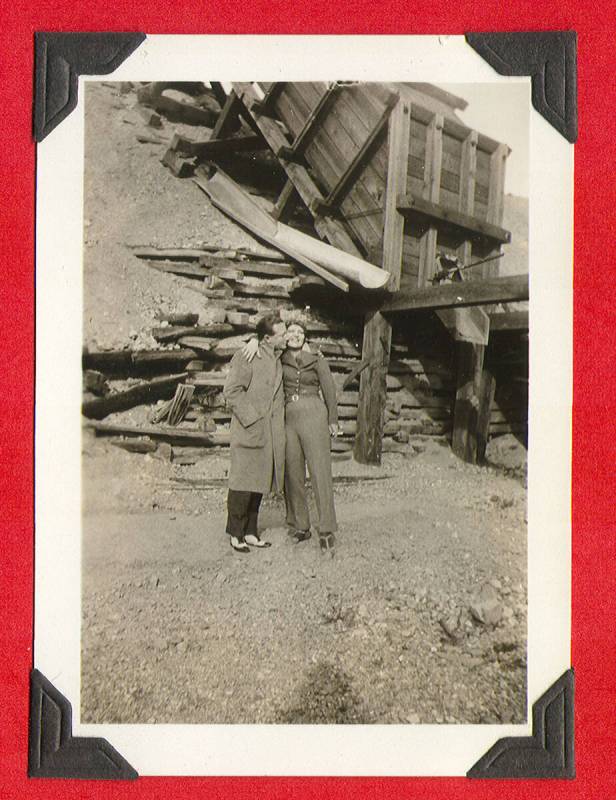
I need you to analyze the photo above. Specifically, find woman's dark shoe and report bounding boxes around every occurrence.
[289,528,312,544]
[230,536,250,553]
[244,534,272,548]
[319,532,336,557]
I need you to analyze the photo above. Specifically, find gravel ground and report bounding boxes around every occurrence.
[82,433,527,725]
[81,82,528,726]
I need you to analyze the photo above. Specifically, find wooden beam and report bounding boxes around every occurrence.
[417,114,444,286]
[315,91,398,214]
[397,193,511,246]
[271,179,300,223]
[476,369,496,462]
[82,373,188,420]
[382,101,411,292]
[211,91,241,139]
[489,310,528,331]
[170,133,265,159]
[382,274,529,313]
[251,82,286,116]
[451,342,486,463]
[231,82,362,257]
[484,142,509,278]
[354,99,411,465]
[280,83,340,161]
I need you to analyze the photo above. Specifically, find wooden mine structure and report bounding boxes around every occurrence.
[132,81,529,466]
[202,81,529,465]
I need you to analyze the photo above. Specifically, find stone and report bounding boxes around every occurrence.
[469,583,503,626]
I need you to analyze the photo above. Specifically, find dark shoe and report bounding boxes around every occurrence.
[319,532,336,556]
[289,528,312,544]
[230,536,250,553]
[244,534,272,548]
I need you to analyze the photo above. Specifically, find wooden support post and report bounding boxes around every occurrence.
[211,91,242,139]
[476,369,496,462]
[355,100,411,465]
[417,114,444,286]
[457,130,478,266]
[452,341,486,463]
[484,142,510,277]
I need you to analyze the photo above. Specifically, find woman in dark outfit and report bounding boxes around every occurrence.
[282,323,339,554]
[244,322,340,554]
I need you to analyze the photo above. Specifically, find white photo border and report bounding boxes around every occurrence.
[35,34,572,776]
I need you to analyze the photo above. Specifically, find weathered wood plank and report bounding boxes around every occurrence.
[382,274,529,313]
[476,369,496,462]
[87,420,230,447]
[82,373,188,420]
[232,82,362,258]
[170,133,265,158]
[199,254,297,278]
[451,342,485,463]
[417,114,444,287]
[488,310,529,331]
[354,99,411,465]
[315,92,398,213]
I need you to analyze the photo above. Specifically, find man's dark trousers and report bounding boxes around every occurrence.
[226,489,263,540]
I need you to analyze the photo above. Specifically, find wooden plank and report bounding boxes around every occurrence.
[158,312,199,325]
[141,260,207,279]
[82,373,188,420]
[160,149,194,178]
[199,254,297,278]
[233,81,362,255]
[278,84,385,250]
[489,310,528,331]
[283,84,340,157]
[152,324,233,343]
[354,99,410,465]
[476,369,496,462]
[87,420,230,447]
[483,142,510,279]
[417,114,444,287]
[353,312,390,464]
[315,92,398,213]
[382,274,529,313]
[170,133,265,158]
[383,100,410,292]
[456,130,478,269]
[252,82,286,116]
[397,194,511,246]
[487,143,509,227]
[451,342,485,463]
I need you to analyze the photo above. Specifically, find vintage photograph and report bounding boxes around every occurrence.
[80,79,529,726]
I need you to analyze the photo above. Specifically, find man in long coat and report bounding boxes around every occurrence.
[223,314,287,552]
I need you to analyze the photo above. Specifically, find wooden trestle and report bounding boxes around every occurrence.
[226,81,525,464]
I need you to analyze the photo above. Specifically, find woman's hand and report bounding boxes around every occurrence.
[241,337,260,363]
[329,423,341,437]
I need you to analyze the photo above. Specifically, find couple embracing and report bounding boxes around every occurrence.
[223,314,340,556]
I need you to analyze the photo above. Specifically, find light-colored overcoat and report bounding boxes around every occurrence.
[223,345,285,494]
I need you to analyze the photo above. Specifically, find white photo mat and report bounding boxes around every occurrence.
[35,34,572,776]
